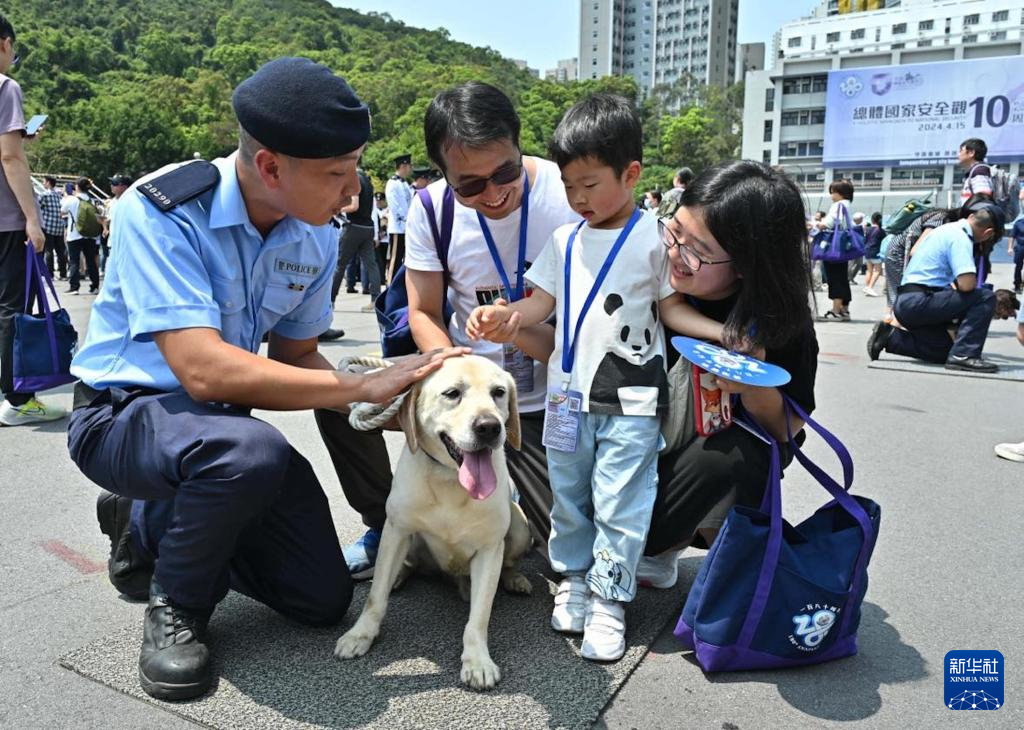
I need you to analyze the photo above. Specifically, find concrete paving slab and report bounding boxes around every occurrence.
[868,352,1024,381]
[60,554,682,730]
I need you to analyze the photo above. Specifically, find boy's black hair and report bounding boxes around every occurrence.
[681,160,813,350]
[648,190,662,203]
[0,14,14,42]
[424,82,520,173]
[871,211,882,225]
[547,93,642,176]
[676,167,694,186]
[75,177,91,193]
[828,178,854,202]
[44,175,57,186]
[960,137,987,162]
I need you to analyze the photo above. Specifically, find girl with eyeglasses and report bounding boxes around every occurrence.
[643,160,820,573]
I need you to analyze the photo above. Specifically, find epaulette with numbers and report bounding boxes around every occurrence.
[138,160,220,212]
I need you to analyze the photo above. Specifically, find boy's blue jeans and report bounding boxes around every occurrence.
[547,412,661,603]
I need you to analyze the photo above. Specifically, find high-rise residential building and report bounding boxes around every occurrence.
[510,58,540,78]
[578,0,738,97]
[545,58,580,83]
[735,42,765,83]
[741,0,1024,211]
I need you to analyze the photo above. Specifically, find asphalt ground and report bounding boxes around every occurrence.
[1,257,1022,729]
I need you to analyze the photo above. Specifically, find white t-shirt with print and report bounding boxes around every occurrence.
[405,157,580,413]
[525,210,673,417]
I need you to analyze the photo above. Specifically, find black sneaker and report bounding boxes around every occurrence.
[866,321,893,361]
[96,491,153,601]
[945,356,998,373]
[139,582,212,701]
[317,328,345,342]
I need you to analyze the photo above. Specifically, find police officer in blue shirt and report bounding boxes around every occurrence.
[66,57,465,702]
[867,199,1005,372]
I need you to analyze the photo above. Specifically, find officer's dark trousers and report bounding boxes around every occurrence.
[1013,245,1024,291]
[887,286,996,363]
[331,223,380,302]
[69,389,351,624]
[0,231,33,406]
[314,408,785,556]
[43,232,67,278]
[67,237,99,292]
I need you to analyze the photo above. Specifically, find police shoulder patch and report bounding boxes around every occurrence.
[138,160,220,212]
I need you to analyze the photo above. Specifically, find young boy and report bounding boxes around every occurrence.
[466,94,714,661]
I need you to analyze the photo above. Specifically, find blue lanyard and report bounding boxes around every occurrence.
[476,172,530,302]
[561,207,642,375]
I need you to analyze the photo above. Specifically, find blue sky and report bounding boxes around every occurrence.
[331,0,823,74]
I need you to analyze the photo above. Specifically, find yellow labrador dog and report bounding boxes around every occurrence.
[334,355,532,690]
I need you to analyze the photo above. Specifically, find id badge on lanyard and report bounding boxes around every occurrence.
[542,381,583,452]
[502,343,534,393]
[543,208,642,453]
[478,172,536,392]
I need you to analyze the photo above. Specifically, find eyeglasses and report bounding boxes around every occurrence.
[448,159,523,198]
[658,217,733,272]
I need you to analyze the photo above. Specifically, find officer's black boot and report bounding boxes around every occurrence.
[96,491,154,601]
[139,582,213,701]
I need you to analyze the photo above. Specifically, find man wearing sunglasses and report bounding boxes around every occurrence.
[315,82,580,577]
[0,14,66,427]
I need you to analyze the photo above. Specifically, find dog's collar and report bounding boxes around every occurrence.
[421,446,448,468]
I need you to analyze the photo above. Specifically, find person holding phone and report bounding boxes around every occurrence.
[0,13,66,426]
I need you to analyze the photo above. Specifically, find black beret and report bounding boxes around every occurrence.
[412,166,432,179]
[232,57,370,159]
[393,153,412,166]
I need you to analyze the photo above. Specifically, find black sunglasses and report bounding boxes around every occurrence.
[448,159,523,198]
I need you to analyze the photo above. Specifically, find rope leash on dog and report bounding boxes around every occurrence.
[336,356,409,431]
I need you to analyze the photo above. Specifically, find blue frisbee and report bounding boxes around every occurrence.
[671,336,792,387]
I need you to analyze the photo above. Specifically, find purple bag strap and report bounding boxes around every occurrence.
[736,425,783,648]
[782,397,876,638]
[736,395,875,648]
[22,246,64,376]
[416,186,453,282]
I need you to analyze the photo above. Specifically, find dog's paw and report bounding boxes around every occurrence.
[461,654,501,690]
[501,571,533,595]
[334,630,375,660]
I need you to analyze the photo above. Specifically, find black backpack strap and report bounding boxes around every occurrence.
[416,186,454,287]
[138,160,220,212]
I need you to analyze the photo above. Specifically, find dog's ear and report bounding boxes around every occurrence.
[396,386,419,452]
[504,372,521,451]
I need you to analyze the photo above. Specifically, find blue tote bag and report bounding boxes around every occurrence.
[810,203,865,264]
[374,186,454,357]
[13,247,78,392]
[674,397,880,671]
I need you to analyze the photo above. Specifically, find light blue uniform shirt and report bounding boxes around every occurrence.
[71,153,338,390]
[901,220,976,288]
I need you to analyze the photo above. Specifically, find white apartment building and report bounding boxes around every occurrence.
[741,0,1024,212]
[545,58,580,83]
[579,0,738,97]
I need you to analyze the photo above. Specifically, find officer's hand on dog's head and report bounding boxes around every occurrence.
[360,347,470,404]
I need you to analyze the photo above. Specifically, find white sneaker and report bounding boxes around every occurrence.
[360,303,376,313]
[0,397,67,427]
[551,576,589,634]
[863,287,880,297]
[994,441,1024,463]
[581,596,626,661]
[637,550,682,589]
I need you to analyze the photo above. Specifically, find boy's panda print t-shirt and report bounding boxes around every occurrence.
[525,210,673,416]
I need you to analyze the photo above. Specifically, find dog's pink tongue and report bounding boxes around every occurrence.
[458,450,497,500]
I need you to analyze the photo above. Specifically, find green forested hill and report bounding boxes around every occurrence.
[8,0,738,192]
[6,0,628,187]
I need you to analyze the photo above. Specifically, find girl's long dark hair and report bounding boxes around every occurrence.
[681,160,813,350]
